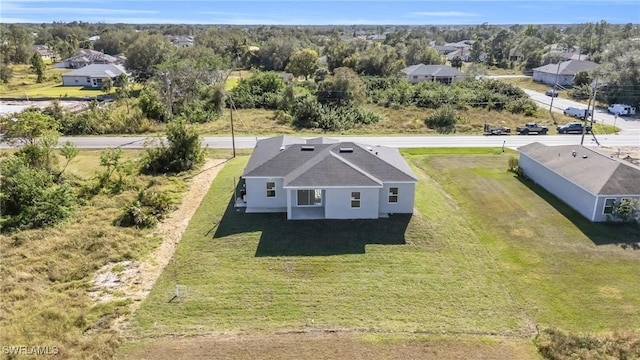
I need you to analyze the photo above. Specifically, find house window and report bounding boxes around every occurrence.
[388,187,398,203]
[86,77,91,82]
[412,75,418,79]
[603,198,616,214]
[297,189,322,206]
[74,79,78,83]
[351,192,361,208]
[266,182,276,198]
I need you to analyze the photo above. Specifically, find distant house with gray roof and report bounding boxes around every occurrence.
[518,143,640,222]
[240,136,418,220]
[61,64,126,88]
[401,64,464,85]
[532,60,598,87]
[56,49,121,69]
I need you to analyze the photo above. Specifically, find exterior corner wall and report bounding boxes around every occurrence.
[378,183,415,214]
[324,188,379,219]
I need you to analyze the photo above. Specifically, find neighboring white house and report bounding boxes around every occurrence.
[532,60,598,87]
[56,49,121,69]
[240,136,418,220]
[518,142,640,222]
[401,64,464,85]
[32,45,54,61]
[61,64,126,88]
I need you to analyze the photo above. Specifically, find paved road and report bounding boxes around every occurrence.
[2,134,636,150]
[523,89,640,134]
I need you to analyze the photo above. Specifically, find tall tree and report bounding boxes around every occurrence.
[30,53,46,83]
[285,48,319,80]
[125,33,175,80]
[450,55,463,70]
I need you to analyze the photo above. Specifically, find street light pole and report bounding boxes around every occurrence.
[549,61,562,113]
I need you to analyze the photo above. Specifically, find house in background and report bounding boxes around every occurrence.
[518,142,640,222]
[56,49,121,69]
[401,64,464,85]
[169,35,194,47]
[240,136,418,220]
[32,45,54,61]
[61,64,126,88]
[532,60,597,87]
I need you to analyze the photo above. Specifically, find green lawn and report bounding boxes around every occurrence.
[127,149,640,342]
[2,84,111,98]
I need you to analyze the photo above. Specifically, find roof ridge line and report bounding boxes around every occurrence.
[329,151,383,185]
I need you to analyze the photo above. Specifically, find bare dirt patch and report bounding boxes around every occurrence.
[87,158,227,329]
[597,146,640,166]
[117,332,538,360]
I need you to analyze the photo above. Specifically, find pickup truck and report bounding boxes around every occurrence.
[556,122,592,134]
[516,123,548,135]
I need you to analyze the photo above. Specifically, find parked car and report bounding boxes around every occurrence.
[607,104,636,116]
[516,123,548,135]
[563,107,591,118]
[545,89,559,97]
[556,122,592,134]
[483,123,511,135]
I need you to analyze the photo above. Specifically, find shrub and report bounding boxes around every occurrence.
[0,156,77,230]
[114,190,176,228]
[611,199,640,225]
[424,105,460,131]
[534,328,640,360]
[141,118,205,175]
[507,97,538,116]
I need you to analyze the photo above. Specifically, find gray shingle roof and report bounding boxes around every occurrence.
[61,64,126,78]
[518,142,640,195]
[402,64,464,77]
[532,60,598,76]
[243,137,418,187]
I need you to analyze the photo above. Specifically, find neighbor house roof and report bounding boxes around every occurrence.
[32,45,53,56]
[243,136,418,187]
[402,64,464,77]
[518,142,640,195]
[63,52,118,64]
[61,64,126,78]
[532,60,598,76]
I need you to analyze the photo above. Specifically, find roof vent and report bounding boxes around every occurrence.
[571,150,577,157]
[367,146,373,151]
[301,145,315,151]
[339,147,353,153]
[279,145,285,151]
[582,155,588,159]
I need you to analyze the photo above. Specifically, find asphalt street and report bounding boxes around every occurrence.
[1,82,638,150]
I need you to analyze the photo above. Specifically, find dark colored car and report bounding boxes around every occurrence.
[556,122,592,134]
[545,89,559,97]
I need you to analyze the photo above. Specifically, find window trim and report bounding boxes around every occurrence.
[388,187,398,204]
[350,191,361,208]
[266,181,276,198]
[603,198,616,215]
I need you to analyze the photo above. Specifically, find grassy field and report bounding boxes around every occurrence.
[1,63,112,98]
[0,149,192,359]
[192,105,618,136]
[119,148,639,358]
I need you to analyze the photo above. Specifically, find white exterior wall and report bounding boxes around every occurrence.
[378,183,415,214]
[244,177,286,211]
[62,76,92,87]
[519,153,597,220]
[324,188,379,219]
[593,195,640,222]
[533,72,574,87]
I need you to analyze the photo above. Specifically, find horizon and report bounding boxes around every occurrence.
[1,0,639,25]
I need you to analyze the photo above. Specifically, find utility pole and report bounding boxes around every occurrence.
[228,95,236,158]
[549,61,562,114]
[581,75,598,146]
[163,71,172,121]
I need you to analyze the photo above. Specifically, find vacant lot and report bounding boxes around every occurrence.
[119,149,639,358]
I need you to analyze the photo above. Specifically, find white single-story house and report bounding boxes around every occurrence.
[518,143,640,222]
[61,64,126,88]
[32,45,54,61]
[240,136,418,220]
[532,60,598,87]
[401,64,464,85]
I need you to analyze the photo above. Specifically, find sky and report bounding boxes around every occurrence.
[1,0,639,25]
